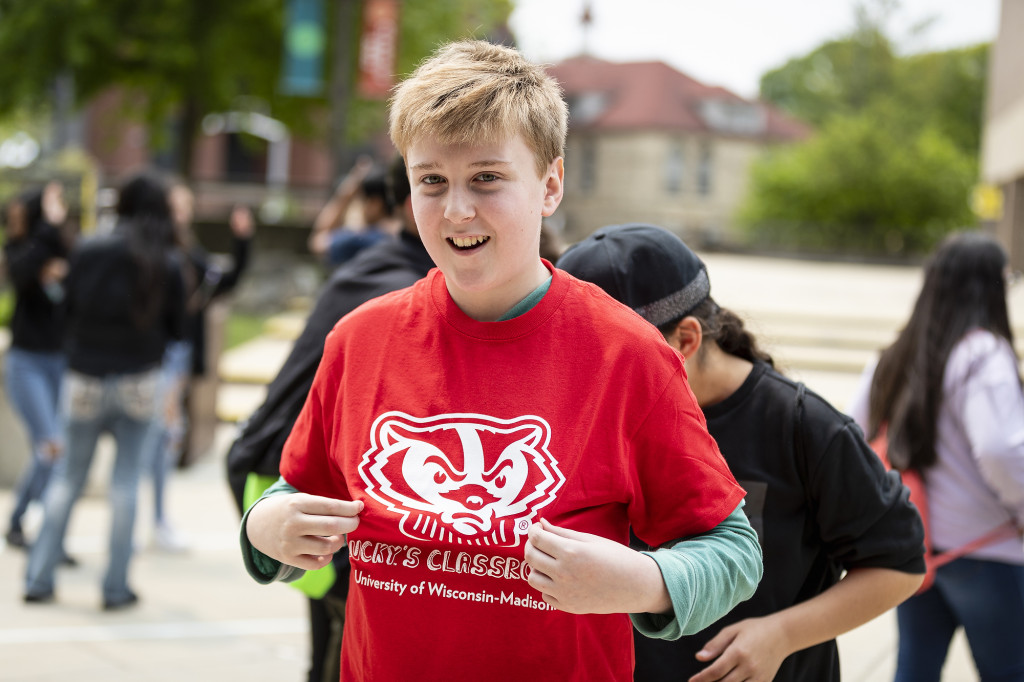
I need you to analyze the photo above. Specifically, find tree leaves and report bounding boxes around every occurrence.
[0,0,512,175]
[744,11,986,256]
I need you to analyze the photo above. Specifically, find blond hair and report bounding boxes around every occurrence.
[389,40,567,176]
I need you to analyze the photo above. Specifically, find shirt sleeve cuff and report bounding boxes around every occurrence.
[239,478,307,585]
[629,549,691,640]
[630,502,762,641]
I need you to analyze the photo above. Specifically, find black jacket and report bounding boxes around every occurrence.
[3,223,68,352]
[63,232,185,376]
[226,230,433,511]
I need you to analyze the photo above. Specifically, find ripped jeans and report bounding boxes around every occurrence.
[25,368,159,603]
[4,348,66,534]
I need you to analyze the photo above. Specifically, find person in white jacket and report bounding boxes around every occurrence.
[848,230,1024,682]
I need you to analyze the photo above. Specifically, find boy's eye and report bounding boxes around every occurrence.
[475,173,498,182]
[421,175,444,185]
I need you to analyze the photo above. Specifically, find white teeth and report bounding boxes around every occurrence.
[450,236,489,248]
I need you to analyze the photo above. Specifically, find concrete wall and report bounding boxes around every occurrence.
[981,0,1024,270]
[558,130,764,246]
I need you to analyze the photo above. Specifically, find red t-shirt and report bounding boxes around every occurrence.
[281,264,744,682]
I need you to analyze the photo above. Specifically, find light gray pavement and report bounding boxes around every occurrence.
[5,251,1021,681]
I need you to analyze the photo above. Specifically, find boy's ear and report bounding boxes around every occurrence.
[541,157,564,217]
[666,317,702,358]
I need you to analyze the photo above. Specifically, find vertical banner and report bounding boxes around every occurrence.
[281,0,326,96]
[358,0,398,99]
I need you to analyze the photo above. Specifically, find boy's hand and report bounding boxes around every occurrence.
[246,493,363,571]
[524,519,670,615]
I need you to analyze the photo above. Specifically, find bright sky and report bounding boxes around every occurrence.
[509,0,1001,99]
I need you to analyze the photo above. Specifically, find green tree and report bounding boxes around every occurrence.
[746,1,987,254]
[759,30,897,128]
[739,110,976,254]
[895,44,988,156]
[0,0,512,177]
[0,0,290,175]
[761,38,987,160]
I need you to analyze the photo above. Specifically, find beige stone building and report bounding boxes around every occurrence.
[981,0,1024,270]
[546,57,809,246]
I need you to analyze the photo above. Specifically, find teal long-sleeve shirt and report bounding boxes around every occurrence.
[240,478,762,640]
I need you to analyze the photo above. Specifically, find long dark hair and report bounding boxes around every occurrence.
[115,173,175,330]
[868,231,1015,471]
[21,188,44,234]
[1,188,44,240]
[658,297,775,367]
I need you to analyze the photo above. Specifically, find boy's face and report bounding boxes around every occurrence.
[406,133,563,320]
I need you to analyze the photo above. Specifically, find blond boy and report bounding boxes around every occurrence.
[242,41,760,681]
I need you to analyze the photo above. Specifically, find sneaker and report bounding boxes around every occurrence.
[24,590,55,604]
[102,590,139,611]
[153,523,190,553]
[5,528,28,549]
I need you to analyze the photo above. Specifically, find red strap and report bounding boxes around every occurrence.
[869,427,1022,568]
[931,523,1022,568]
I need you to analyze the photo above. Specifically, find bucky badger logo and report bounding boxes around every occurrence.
[358,412,564,547]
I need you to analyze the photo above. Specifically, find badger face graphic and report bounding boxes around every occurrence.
[358,412,564,546]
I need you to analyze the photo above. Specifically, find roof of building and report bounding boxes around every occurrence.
[547,56,811,141]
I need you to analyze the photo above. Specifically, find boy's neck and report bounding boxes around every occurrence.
[448,259,550,322]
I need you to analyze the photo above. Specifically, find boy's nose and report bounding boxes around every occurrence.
[443,188,475,223]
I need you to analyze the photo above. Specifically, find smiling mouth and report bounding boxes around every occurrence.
[448,236,490,250]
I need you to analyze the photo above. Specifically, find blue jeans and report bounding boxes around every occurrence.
[894,556,1024,682]
[143,340,192,524]
[25,369,159,603]
[4,348,66,533]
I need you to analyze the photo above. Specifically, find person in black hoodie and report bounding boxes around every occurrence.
[24,172,185,610]
[2,183,72,555]
[226,155,433,682]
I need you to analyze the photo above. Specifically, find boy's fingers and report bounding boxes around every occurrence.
[305,514,360,537]
[537,518,589,542]
[298,533,347,556]
[293,553,335,571]
[294,495,363,518]
[526,522,562,560]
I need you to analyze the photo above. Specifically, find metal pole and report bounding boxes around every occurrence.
[330,0,359,182]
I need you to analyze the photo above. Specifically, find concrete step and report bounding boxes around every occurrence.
[261,310,309,340]
[218,336,293,385]
[760,324,895,353]
[216,383,268,424]
[768,343,876,375]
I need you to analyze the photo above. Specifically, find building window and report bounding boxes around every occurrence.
[665,142,684,194]
[697,141,712,196]
[579,137,597,194]
[699,100,766,136]
[569,92,608,126]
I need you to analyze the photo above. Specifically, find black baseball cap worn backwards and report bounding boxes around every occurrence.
[557,223,711,327]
